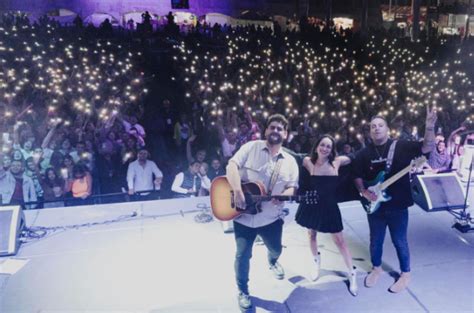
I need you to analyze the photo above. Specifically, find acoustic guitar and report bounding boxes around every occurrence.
[210,176,318,221]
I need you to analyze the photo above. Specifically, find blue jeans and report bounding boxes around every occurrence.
[367,208,410,273]
[233,219,283,294]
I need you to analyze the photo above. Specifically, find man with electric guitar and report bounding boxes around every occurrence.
[353,106,437,293]
[224,114,299,310]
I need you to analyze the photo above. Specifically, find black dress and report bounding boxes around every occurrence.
[295,167,343,233]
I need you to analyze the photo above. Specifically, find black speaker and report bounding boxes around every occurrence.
[411,173,467,212]
[0,205,23,256]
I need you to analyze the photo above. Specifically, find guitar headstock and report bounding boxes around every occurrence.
[411,156,427,170]
[303,190,318,204]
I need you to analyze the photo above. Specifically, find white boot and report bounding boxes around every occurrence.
[311,252,321,281]
[348,266,358,296]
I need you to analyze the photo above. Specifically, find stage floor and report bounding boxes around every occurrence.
[1,193,473,313]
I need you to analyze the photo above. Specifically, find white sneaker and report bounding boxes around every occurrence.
[348,266,358,296]
[269,261,285,280]
[237,292,252,310]
[310,252,321,281]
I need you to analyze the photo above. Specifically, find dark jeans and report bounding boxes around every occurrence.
[233,219,283,294]
[367,208,410,273]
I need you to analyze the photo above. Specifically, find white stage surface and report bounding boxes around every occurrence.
[1,191,473,313]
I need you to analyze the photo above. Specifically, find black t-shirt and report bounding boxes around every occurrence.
[353,139,423,210]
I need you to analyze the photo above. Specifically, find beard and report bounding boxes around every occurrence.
[267,132,283,145]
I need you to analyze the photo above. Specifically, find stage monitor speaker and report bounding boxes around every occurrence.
[0,205,23,256]
[411,173,467,212]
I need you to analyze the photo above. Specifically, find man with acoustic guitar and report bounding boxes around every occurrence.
[353,106,437,293]
[226,114,299,310]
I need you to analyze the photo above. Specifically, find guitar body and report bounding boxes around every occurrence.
[210,176,266,221]
[360,156,426,214]
[361,171,392,214]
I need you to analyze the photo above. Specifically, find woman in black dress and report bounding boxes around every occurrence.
[295,135,358,296]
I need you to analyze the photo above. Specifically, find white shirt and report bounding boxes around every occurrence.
[0,171,37,208]
[171,172,200,194]
[122,120,146,138]
[200,174,211,190]
[222,138,237,158]
[127,159,163,193]
[229,140,299,228]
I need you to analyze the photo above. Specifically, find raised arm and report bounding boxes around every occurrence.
[216,117,226,143]
[12,123,21,146]
[336,155,351,167]
[186,134,197,163]
[421,105,437,154]
[447,126,466,142]
[41,122,60,149]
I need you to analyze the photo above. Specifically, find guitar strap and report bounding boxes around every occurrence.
[385,140,398,173]
[267,156,283,195]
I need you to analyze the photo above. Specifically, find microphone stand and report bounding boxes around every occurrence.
[451,154,474,233]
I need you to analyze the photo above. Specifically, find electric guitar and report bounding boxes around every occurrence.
[210,176,318,221]
[361,156,427,214]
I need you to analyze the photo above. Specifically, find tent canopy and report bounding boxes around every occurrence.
[47,9,76,17]
[238,10,271,21]
[84,13,119,27]
[205,13,233,26]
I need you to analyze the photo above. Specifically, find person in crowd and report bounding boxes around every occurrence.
[222,129,238,161]
[12,123,35,160]
[61,154,75,180]
[236,121,255,149]
[117,115,146,141]
[122,135,139,167]
[66,162,93,206]
[186,134,207,164]
[353,106,436,293]
[97,142,125,202]
[59,138,74,157]
[207,157,225,182]
[447,125,466,169]
[171,160,201,198]
[12,149,24,162]
[25,157,44,205]
[3,154,12,171]
[0,159,37,208]
[175,113,193,154]
[226,114,299,310]
[197,162,211,196]
[340,142,354,156]
[127,148,163,201]
[41,167,66,208]
[451,145,465,172]
[155,99,178,157]
[70,141,86,164]
[427,140,451,173]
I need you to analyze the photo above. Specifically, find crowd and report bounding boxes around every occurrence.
[0,12,472,208]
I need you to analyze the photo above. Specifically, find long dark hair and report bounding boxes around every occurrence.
[310,135,337,167]
[72,162,88,178]
[44,167,63,188]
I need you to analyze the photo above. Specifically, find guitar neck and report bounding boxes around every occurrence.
[380,164,412,190]
[254,195,303,202]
